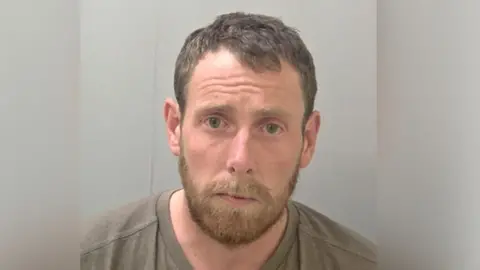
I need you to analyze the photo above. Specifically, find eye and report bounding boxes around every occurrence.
[206,116,224,129]
[263,123,282,135]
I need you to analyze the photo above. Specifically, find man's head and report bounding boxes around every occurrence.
[164,12,320,247]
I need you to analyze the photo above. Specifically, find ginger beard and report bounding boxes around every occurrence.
[177,143,300,248]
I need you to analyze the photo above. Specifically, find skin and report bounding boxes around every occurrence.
[163,48,320,270]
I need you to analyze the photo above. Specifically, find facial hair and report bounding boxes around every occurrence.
[178,148,300,248]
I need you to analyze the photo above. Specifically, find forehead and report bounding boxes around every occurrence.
[186,49,303,110]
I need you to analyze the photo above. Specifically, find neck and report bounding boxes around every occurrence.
[169,189,288,270]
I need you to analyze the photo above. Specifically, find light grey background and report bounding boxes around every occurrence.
[378,1,480,268]
[80,0,377,242]
[0,0,78,269]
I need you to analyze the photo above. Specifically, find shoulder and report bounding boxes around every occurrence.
[291,200,377,265]
[80,193,162,256]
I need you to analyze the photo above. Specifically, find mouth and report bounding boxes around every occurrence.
[216,193,257,203]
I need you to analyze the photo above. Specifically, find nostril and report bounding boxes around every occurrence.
[227,166,253,174]
[228,167,253,174]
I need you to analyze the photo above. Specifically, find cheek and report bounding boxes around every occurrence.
[265,158,295,180]
[182,133,224,183]
[257,144,301,191]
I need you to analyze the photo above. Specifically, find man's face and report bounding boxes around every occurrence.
[169,49,318,247]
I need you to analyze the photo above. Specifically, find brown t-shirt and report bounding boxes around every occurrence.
[81,190,376,270]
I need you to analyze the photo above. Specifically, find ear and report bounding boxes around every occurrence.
[163,98,181,156]
[299,111,321,168]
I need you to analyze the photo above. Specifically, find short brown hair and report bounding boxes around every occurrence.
[173,12,318,124]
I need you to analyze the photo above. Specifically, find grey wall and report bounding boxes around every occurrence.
[378,1,480,268]
[1,1,78,269]
[80,0,377,242]
[80,0,157,229]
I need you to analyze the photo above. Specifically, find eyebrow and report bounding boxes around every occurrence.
[194,103,292,120]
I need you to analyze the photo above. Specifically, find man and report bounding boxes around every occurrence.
[81,12,376,270]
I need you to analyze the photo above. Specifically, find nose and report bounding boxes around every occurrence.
[226,129,253,175]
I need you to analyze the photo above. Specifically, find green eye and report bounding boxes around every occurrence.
[207,117,222,128]
[265,123,280,134]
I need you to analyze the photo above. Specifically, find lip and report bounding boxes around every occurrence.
[216,193,256,202]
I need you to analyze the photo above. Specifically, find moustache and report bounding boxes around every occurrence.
[204,177,272,201]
